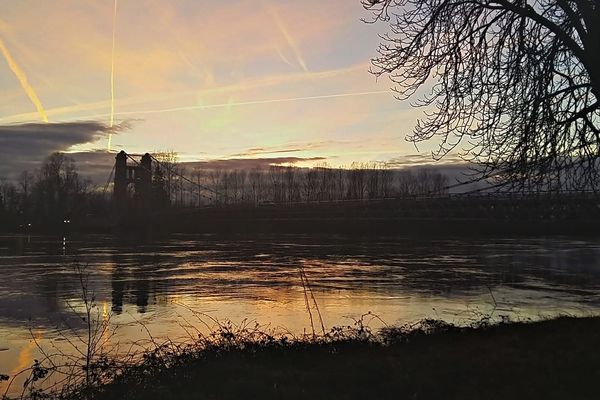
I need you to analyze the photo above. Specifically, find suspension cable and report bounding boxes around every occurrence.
[102,163,116,198]
[125,153,215,201]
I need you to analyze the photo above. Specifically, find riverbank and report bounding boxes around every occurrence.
[61,316,600,400]
[115,196,600,236]
[5,195,600,236]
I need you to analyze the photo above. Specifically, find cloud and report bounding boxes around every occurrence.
[384,152,489,191]
[229,145,321,157]
[225,140,357,158]
[183,157,327,171]
[385,153,466,168]
[0,152,326,187]
[68,151,117,184]
[0,121,123,179]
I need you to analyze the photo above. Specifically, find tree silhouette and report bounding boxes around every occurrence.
[152,165,169,210]
[364,0,600,191]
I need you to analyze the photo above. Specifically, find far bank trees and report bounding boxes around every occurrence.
[0,154,449,230]
[188,163,448,207]
[0,153,91,228]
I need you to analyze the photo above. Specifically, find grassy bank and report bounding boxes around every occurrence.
[41,316,596,400]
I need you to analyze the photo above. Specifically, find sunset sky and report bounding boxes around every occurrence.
[0,0,448,178]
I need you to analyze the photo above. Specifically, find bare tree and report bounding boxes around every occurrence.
[397,170,416,197]
[380,164,395,197]
[191,168,204,207]
[209,169,226,205]
[334,167,346,201]
[347,162,368,200]
[315,162,336,201]
[0,179,18,216]
[283,167,300,203]
[268,166,284,203]
[364,0,600,191]
[302,167,319,202]
[229,170,247,203]
[152,150,180,203]
[248,168,264,205]
[28,153,90,224]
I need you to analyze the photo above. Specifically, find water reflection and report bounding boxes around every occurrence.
[1,234,600,393]
[111,264,125,314]
[1,234,600,327]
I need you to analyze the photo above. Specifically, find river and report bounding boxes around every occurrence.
[1,233,600,394]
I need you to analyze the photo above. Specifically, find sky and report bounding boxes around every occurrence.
[0,0,450,180]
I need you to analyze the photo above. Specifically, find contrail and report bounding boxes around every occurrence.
[275,45,293,67]
[0,63,372,123]
[0,90,390,120]
[267,8,309,73]
[35,89,389,121]
[0,37,48,122]
[108,89,390,117]
[108,0,118,151]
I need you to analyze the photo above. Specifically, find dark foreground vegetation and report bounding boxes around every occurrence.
[82,317,600,400]
[7,316,599,400]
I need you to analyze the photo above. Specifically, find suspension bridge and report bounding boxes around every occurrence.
[98,151,600,235]
[103,151,221,212]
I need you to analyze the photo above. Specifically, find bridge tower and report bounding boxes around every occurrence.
[113,151,153,216]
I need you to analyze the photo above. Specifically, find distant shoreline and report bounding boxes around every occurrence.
[4,196,600,236]
[79,195,600,237]
[6,216,600,236]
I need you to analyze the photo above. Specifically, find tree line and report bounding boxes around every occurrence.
[175,162,449,207]
[0,153,450,229]
[0,153,108,230]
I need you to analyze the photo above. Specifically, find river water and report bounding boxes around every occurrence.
[1,233,600,393]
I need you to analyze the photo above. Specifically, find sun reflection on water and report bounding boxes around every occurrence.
[0,234,600,395]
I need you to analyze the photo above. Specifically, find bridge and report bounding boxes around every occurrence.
[106,151,219,217]
[104,151,600,234]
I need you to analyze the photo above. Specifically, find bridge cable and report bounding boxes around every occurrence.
[102,163,116,198]
[124,153,216,202]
